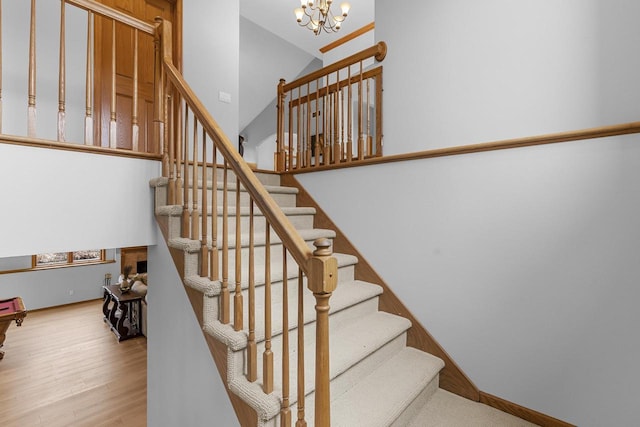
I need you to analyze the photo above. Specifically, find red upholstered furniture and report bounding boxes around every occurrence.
[0,297,27,360]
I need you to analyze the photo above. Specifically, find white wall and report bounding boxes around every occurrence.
[294,1,640,426]
[0,143,159,258]
[147,225,238,427]
[376,0,640,154]
[298,135,640,427]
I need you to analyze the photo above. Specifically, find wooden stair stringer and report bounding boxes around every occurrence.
[280,173,481,402]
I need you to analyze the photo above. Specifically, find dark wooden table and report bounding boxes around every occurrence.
[102,285,143,341]
[0,297,27,360]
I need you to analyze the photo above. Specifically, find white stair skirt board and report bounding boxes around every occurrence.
[150,172,539,427]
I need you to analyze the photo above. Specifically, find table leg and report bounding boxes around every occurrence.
[115,301,130,341]
[102,292,111,321]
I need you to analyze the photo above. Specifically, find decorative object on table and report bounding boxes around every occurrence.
[119,265,132,293]
[104,273,111,286]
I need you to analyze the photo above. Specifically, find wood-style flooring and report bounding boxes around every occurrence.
[0,299,147,427]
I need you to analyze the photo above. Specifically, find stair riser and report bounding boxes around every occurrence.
[288,334,410,427]
[164,212,315,240]
[197,167,281,187]
[390,376,440,427]
[199,265,358,334]
[186,189,297,209]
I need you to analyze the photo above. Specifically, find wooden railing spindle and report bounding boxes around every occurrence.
[181,107,189,238]
[247,200,257,382]
[296,270,307,427]
[174,94,183,207]
[333,71,340,164]
[366,76,372,156]
[306,82,311,168]
[347,65,352,163]
[221,162,230,324]
[233,177,243,331]
[28,0,37,138]
[296,87,302,169]
[132,29,139,152]
[109,19,116,148]
[376,72,383,157]
[57,0,66,142]
[190,118,199,240]
[280,246,291,426]
[200,129,209,278]
[314,79,320,168]
[263,222,273,394]
[357,60,364,161]
[84,10,93,145]
[209,145,219,282]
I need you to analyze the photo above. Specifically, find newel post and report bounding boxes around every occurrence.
[308,238,338,427]
[276,78,286,171]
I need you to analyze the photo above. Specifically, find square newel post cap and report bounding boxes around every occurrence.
[308,238,338,294]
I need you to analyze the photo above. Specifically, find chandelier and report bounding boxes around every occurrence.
[295,0,351,36]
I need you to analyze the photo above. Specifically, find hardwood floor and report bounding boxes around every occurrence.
[0,299,147,427]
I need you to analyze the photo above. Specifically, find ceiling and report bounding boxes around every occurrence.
[240,0,375,59]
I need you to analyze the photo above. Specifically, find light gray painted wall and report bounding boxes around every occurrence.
[0,249,120,310]
[299,136,640,427]
[295,1,640,426]
[376,0,640,154]
[147,224,238,427]
[0,144,159,258]
[145,1,241,425]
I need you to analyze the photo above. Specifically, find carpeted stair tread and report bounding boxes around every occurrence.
[156,204,316,218]
[330,348,445,427]
[204,279,383,351]
[405,389,538,427]
[183,252,359,295]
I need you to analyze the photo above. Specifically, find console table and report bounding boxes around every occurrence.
[102,285,143,341]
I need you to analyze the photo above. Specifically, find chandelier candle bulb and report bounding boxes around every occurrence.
[294,0,351,35]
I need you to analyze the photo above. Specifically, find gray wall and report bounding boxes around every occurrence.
[147,224,238,427]
[295,1,640,426]
[145,1,241,425]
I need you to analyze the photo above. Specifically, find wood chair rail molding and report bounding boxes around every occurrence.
[281,174,576,427]
[319,22,375,54]
[283,120,640,174]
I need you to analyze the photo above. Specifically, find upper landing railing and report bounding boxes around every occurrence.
[275,42,387,172]
[0,0,159,156]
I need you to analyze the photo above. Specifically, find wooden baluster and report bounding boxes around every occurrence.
[0,0,3,133]
[314,79,320,168]
[233,177,243,331]
[191,118,199,240]
[309,238,338,427]
[366,76,372,157]
[28,0,36,138]
[167,90,175,204]
[288,100,293,171]
[181,108,189,238]
[296,87,302,169]
[174,95,183,207]
[280,246,291,426]
[296,270,307,427]
[340,85,345,162]
[357,60,364,161]
[333,71,340,164]
[263,222,273,394]
[306,82,311,168]
[375,72,383,157]
[57,0,66,142]
[200,129,209,278]
[109,19,116,148]
[247,200,257,382]
[221,162,230,324]
[84,10,93,145]
[346,66,352,163]
[276,79,286,171]
[154,18,166,171]
[209,144,219,282]
[323,75,330,165]
[132,29,139,152]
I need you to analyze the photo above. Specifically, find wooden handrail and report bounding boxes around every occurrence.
[158,34,314,273]
[65,0,154,34]
[284,120,640,173]
[283,41,387,93]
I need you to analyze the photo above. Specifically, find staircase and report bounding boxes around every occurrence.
[150,169,535,427]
